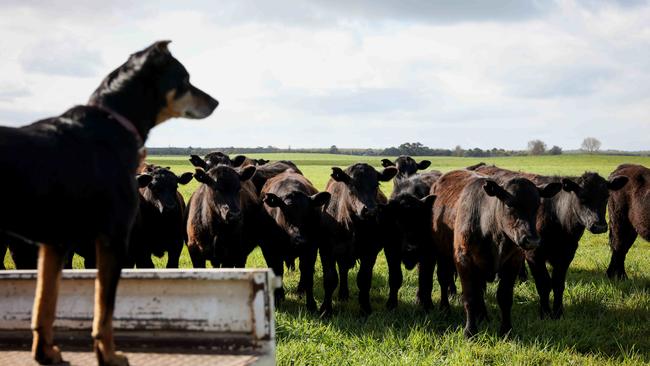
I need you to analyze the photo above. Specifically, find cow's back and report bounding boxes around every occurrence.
[609,164,650,240]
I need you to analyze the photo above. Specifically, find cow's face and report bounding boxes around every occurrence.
[562,173,628,234]
[264,191,330,248]
[194,165,256,224]
[484,178,561,250]
[381,156,431,179]
[382,194,436,270]
[140,166,192,214]
[331,163,397,220]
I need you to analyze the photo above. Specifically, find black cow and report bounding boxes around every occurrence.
[319,163,397,315]
[126,166,193,268]
[0,41,218,365]
[431,170,561,337]
[381,156,431,181]
[186,165,259,268]
[472,164,627,318]
[259,171,331,309]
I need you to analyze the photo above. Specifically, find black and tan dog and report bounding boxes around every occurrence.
[0,41,218,365]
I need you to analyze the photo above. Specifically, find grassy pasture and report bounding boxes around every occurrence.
[3,154,650,365]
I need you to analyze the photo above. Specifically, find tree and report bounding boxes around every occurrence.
[453,145,464,157]
[527,140,547,155]
[329,145,339,154]
[581,137,601,154]
[549,145,563,155]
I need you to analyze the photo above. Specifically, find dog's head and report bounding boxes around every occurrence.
[90,40,218,126]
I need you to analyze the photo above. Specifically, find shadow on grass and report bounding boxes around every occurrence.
[276,265,650,362]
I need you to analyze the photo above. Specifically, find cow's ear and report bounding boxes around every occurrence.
[189,155,207,169]
[420,194,436,208]
[483,180,513,206]
[378,166,398,181]
[232,155,247,167]
[194,169,213,185]
[538,182,562,198]
[381,159,395,168]
[258,159,270,165]
[136,174,152,188]
[561,178,581,193]
[310,192,331,207]
[239,166,256,181]
[177,172,194,185]
[263,193,284,208]
[416,160,431,170]
[607,175,628,191]
[331,167,351,183]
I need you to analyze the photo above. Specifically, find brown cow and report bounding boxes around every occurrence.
[607,164,650,279]
[186,165,259,268]
[320,163,397,315]
[470,164,627,318]
[431,170,561,337]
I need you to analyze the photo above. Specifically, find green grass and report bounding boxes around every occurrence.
[4,154,650,365]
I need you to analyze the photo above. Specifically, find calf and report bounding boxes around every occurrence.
[186,165,259,268]
[127,166,193,268]
[607,164,650,279]
[431,170,561,337]
[320,163,397,315]
[381,156,431,182]
[473,164,628,318]
[259,171,331,309]
[380,167,441,310]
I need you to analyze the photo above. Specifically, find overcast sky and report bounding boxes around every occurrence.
[1,0,648,150]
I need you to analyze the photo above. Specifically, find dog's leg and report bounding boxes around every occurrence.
[92,237,129,366]
[31,244,64,364]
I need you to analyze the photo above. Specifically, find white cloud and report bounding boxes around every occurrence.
[0,0,648,151]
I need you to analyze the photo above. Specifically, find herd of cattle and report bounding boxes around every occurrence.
[2,153,648,337]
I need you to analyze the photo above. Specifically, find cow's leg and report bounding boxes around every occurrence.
[31,244,64,364]
[527,254,552,318]
[417,253,435,311]
[337,258,350,301]
[496,254,522,336]
[356,251,378,315]
[607,218,637,280]
[437,255,455,313]
[551,259,571,319]
[166,242,182,269]
[319,244,338,317]
[188,244,206,268]
[93,238,129,366]
[0,238,6,270]
[384,244,402,310]
[458,264,482,338]
[299,245,318,312]
[260,242,285,304]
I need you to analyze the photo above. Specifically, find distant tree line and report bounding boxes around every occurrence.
[148,137,648,157]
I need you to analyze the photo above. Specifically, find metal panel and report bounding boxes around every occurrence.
[0,269,279,365]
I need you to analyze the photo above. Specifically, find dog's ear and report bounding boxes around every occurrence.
[136,174,152,188]
[177,172,194,185]
[154,40,171,53]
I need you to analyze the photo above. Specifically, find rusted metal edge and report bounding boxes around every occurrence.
[0,330,270,354]
[0,269,275,281]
